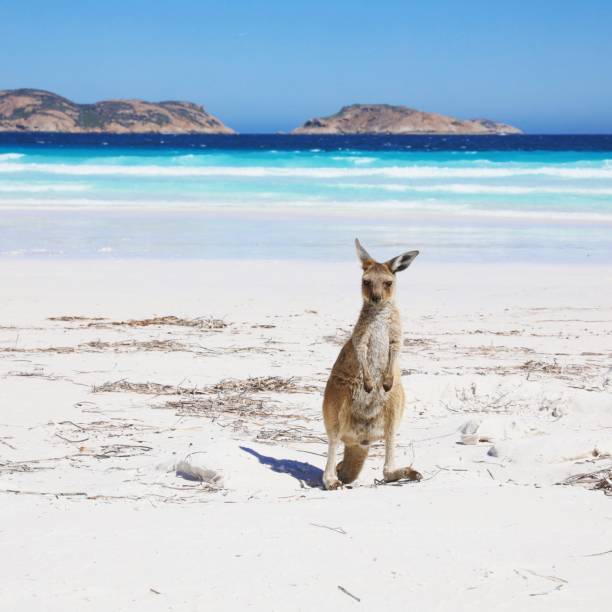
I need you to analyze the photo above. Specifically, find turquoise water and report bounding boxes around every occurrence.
[1,138,611,262]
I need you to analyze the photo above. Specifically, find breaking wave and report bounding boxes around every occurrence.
[0,183,90,193]
[0,153,25,161]
[337,183,612,196]
[1,196,611,222]
[2,161,612,179]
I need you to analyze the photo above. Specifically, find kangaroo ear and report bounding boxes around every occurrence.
[355,238,375,269]
[386,250,419,273]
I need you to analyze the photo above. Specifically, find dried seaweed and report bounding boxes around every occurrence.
[89,374,320,442]
[403,337,435,348]
[209,376,318,394]
[257,426,326,444]
[1,345,76,354]
[48,316,107,322]
[167,392,271,418]
[92,376,316,398]
[561,465,612,496]
[1,339,192,354]
[82,339,189,352]
[442,383,518,414]
[469,329,522,336]
[93,380,207,396]
[0,460,53,475]
[519,359,602,387]
[88,315,228,330]
[520,359,564,375]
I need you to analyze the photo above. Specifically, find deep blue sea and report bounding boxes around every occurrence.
[1,133,611,262]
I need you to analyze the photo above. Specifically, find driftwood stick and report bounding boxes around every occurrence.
[337,585,361,602]
[55,432,89,444]
[583,548,612,557]
[58,420,87,430]
[310,522,347,535]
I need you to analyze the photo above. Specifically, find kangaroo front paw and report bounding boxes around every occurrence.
[323,475,343,491]
[383,467,423,483]
[382,375,394,392]
[363,377,374,393]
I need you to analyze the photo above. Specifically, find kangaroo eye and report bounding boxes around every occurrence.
[384,281,393,288]
[363,279,371,286]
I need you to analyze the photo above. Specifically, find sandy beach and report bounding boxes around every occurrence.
[1,258,611,610]
[3,1,612,609]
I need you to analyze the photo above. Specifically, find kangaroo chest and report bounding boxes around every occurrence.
[350,308,392,416]
[365,313,390,376]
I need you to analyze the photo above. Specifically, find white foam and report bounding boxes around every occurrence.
[0,183,90,193]
[0,153,25,161]
[352,157,377,165]
[2,161,612,180]
[1,195,611,223]
[332,156,378,164]
[338,182,612,196]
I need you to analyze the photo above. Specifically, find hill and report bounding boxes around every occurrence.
[0,89,234,133]
[293,104,521,134]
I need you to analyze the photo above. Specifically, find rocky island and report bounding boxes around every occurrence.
[0,89,234,133]
[293,103,521,135]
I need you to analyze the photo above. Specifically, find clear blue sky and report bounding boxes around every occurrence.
[1,0,611,133]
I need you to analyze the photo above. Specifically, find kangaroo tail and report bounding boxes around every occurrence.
[337,444,369,484]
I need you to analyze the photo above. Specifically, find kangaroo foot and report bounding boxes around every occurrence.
[383,466,423,483]
[336,460,360,485]
[336,460,351,484]
[323,474,343,490]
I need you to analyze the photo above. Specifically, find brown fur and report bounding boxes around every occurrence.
[322,239,423,490]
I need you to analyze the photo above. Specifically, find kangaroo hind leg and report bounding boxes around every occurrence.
[323,434,343,490]
[322,392,343,491]
[337,443,369,484]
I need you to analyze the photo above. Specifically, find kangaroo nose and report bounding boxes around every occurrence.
[372,295,381,303]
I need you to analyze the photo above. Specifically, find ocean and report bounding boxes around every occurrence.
[1,133,611,262]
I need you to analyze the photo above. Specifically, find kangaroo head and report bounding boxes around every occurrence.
[355,239,419,306]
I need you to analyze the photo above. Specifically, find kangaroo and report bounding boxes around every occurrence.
[322,239,422,490]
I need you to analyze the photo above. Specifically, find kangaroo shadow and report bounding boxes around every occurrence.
[240,446,323,488]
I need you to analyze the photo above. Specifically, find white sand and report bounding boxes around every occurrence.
[1,259,611,611]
